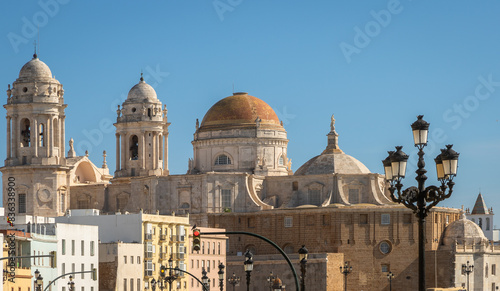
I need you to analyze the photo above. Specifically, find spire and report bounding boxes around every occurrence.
[33,40,38,59]
[140,70,144,82]
[322,114,343,154]
[471,193,489,214]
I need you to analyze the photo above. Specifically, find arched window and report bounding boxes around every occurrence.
[130,135,139,160]
[479,218,483,229]
[486,218,490,230]
[278,155,284,166]
[39,123,45,147]
[215,154,231,165]
[21,118,31,147]
[221,189,232,210]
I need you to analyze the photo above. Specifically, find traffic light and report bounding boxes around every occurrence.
[49,251,56,268]
[91,268,97,281]
[160,265,166,278]
[193,228,201,251]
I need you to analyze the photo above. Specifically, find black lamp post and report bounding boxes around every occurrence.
[462,261,474,291]
[298,245,308,291]
[158,277,165,291]
[227,273,240,291]
[340,262,352,291]
[151,278,157,291]
[202,268,210,291]
[164,256,178,291]
[67,275,75,291]
[272,277,285,291]
[266,272,276,291]
[218,262,225,291]
[34,269,43,291]
[382,115,459,291]
[243,249,254,291]
[387,272,394,291]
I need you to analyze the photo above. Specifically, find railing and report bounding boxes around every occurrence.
[145,252,153,259]
[144,233,152,241]
[160,253,167,259]
[144,270,153,278]
[160,234,166,241]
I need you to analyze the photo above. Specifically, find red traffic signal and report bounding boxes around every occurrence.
[193,228,201,251]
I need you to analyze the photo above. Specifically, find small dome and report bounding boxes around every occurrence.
[442,213,487,245]
[19,55,52,79]
[295,152,370,175]
[126,77,157,102]
[199,92,281,131]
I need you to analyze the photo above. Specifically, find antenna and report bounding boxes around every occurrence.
[33,40,37,58]
[37,24,40,55]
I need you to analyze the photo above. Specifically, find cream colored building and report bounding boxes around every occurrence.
[99,242,143,291]
[55,210,190,290]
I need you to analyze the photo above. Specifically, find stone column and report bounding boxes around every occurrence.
[13,115,18,158]
[116,133,120,171]
[159,133,163,161]
[121,133,126,171]
[61,116,66,158]
[33,118,38,157]
[6,116,11,159]
[164,132,169,172]
[47,116,52,157]
[141,132,146,170]
[152,132,157,169]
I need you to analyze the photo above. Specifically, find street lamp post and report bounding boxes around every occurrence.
[266,272,276,291]
[298,245,308,291]
[227,273,240,291]
[387,272,394,291]
[243,249,254,291]
[67,275,75,291]
[218,262,225,291]
[382,115,459,291]
[202,268,210,291]
[164,256,179,291]
[151,278,157,291]
[340,262,352,291]
[34,269,43,291]
[462,261,474,291]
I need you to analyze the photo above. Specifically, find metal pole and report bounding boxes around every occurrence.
[300,260,306,291]
[416,146,427,291]
[246,270,251,291]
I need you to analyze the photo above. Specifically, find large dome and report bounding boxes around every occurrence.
[442,213,487,245]
[295,152,370,175]
[126,77,157,102]
[19,55,52,79]
[199,92,281,131]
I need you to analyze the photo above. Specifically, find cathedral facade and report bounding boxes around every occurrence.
[3,55,474,290]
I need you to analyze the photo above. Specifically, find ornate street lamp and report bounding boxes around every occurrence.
[34,269,43,291]
[382,115,459,291]
[218,262,225,291]
[298,245,308,291]
[462,261,474,291]
[151,278,157,291]
[340,262,352,291]
[387,272,394,291]
[202,268,210,291]
[272,277,285,291]
[67,275,75,291]
[266,272,276,291]
[164,256,178,291]
[227,272,240,291]
[243,249,254,291]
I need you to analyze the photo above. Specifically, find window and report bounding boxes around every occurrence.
[221,189,231,209]
[278,155,284,165]
[72,240,75,255]
[218,243,221,255]
[137,256,140,264]
[348,189,359,204]
[479,218,483,229]
[81,240,85,256]
[62,263,66,278]
[130,279,134,291]
[60,193,65,212]
[124,256,127,264]
[486,264,489,278]
[360,214,368,224]
[381,214,390,225]
[81,264,85,279]
[215,154,231,165]
[292,181,298,191]
[202,242,205,254]
[90,241,95,256]
[492,264,496,275]
[380,241,392,254]
[18,194,26,213]
[284,216,293,228]
[403,214,412,224]
[124,278,127,291]
[62,239,66,255]
[137,279,140,291]
[130,135,139,160]
[309,189,321,206]
[446,215,450,224]
[213,242,215,254]
[487,218,491,230]
[381,264,390,272]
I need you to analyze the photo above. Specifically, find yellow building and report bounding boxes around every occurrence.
[2,231,33,291]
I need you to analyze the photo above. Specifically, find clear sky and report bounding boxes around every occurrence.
[1,1,499,222]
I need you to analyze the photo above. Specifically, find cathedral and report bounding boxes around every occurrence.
[3,54,485,290]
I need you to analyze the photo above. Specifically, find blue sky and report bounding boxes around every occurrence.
[1,1,499,221]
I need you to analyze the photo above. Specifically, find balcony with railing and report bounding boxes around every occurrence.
[144,270,153,278]
[145,252,153,259]
[159,253,168,260]
[160,234,166,241]
[144,233,152,241]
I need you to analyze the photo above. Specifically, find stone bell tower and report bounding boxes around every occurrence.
[1,53,70,217]
[114,75,170,178]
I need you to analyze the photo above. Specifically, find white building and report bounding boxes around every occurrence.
[466,193,498,241]
[99,242,143,291]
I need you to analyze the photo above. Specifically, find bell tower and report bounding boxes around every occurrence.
[1,53,69,217]
[114,75,170,178]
